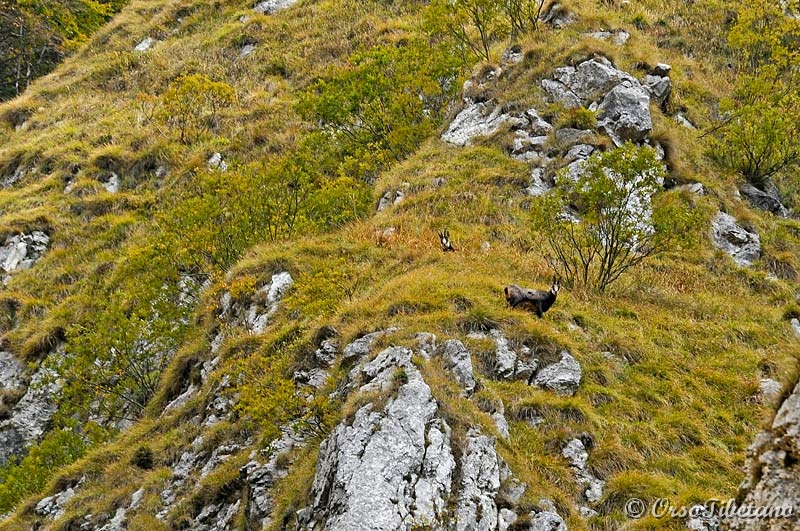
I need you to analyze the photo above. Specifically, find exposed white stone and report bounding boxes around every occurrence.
[435,339,477,395]
[534,351,582,396]
[207,152,228,172]
[442,101,526,147]
[710,212,761,267]
[254,0,299,13]
[134,37,155,52]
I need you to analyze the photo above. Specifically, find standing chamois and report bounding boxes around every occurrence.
[504,278,560,318]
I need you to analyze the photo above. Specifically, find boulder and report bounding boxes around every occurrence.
[207,152,228,172]
[587,30,631,45]
[527,168,553,197]
[377,189,405,212]
[710,212,761,267]
[597,80,653,145]
[534,351,582,396]
[134,37,155,52]
[740,182,789,217]
[442,101,526,146]
[760,378,783,402]
[643,74,672,107]
[553,58,638,104]
[563,437,604,503]
[530,511,569,531]
[0,231,50,276]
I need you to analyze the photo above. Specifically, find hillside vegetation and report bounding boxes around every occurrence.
[0,0,798,530]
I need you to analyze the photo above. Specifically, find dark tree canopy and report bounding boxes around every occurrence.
[0,0,126,101]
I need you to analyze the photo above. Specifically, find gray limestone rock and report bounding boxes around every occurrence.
[435,339,477,395]
[298,360,455,531]
[0,231,50,275]
[597,80,653,145]
[455,430,502,531]
[0,365,61,466]
[530,511,569,531]
[721,378,800,531]
[710,212,761,267]
[254,0,299,14]
[442,101,527,146]
[134,37,155,52]
[534,351,582,396]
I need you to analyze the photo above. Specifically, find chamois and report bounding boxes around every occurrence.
[504,278,560,318]
[438,228,455,252]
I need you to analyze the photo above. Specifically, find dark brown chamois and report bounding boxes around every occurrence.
[504,278,560,318]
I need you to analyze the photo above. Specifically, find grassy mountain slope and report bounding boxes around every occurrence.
[0,0,798,530]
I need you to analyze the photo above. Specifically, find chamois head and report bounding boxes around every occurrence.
[438,228,455,252]
[550,277,561,296]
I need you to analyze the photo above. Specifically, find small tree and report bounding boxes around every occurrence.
[534,143,693,292]
[427,0,509,64]
[503,0,546,36]
[160,73,235,143]
[711,0,800,189]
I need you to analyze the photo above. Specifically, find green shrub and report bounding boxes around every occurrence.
[160,73,236,144]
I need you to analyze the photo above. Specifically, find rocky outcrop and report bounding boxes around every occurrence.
[0,364,62,466]
[0,231,50,280]
[597,81,653,145]
[740,183,789,218]
[297,344,540,531]
[377,189,405,211]
[586,29,631,46]
[218,271,293,334]
[435,339,478,395]
[542,57,662,145]
[562,437,604,506]
[710,213,761,267]
[534,351,582,397]
[34,477,84,520]
[720,378,800,531]
[134,37,155,52]
[442,101,526,147]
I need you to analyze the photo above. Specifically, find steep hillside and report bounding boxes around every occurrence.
[0,0,799,530]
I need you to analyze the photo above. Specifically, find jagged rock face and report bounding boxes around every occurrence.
[298,347,457,531]
[721,379,800,531]
[0,364,61,466]
[297,344,540,531]
[435,339,477,395]
[0,231,50,278]
[710,212,761,267]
